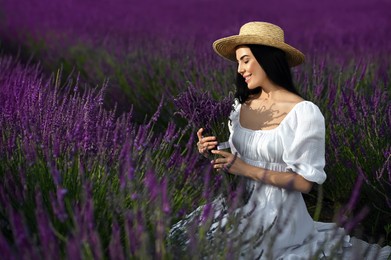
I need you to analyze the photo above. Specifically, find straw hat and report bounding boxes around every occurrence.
[213,21,305,67]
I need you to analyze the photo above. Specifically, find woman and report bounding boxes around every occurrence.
[171,21,390,259]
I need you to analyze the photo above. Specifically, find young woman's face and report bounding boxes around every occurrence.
[236,46,268,89]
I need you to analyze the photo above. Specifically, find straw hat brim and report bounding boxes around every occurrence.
[213,35,305,67]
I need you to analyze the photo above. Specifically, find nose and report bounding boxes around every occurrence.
[237,63,244,75]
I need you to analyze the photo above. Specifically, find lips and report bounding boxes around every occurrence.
[244,74,251,83]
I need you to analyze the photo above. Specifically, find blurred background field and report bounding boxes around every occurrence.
[0,0,390,258]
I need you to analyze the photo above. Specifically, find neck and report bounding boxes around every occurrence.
[258,87,287,101]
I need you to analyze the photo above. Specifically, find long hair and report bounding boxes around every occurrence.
[235,44,301,103]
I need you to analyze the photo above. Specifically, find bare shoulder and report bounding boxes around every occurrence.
[275,92,305,113]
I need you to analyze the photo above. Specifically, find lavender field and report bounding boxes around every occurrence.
[0,0,390,258]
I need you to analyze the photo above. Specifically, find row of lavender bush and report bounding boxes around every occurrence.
[0,50,390,258]
[0,54,221,258]
[2,52,388,258]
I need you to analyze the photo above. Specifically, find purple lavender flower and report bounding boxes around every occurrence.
[50,187,68,222]
[161,178,171,214]
[173,85,233,144]
[35,190,60,259]
[9,209,36,258]
[163,121,178,143]
[66,236,82,260]
[0,233,12,260]
[200,203,213,224]
[345,169,365,213]
[109,220,125,260]
[125,211,145,255]
[144,169,159,201]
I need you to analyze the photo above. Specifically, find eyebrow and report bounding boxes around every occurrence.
[238,54,249,61]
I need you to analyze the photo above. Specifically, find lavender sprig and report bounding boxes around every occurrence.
[173,84,239,192]
[173,84,233,145]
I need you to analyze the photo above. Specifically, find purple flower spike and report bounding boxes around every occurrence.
[66,236,82,260]
[109,220,125,260]
[35,190,60,259]
[173,85,233,143]
[346,168,365,212]
[0,234,13,260]
[200,203,213,224]
[161,178,171,214]
[144,169,159,201]
[9,209,36,259]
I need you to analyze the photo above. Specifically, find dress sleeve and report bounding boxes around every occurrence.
[281,102,327,184]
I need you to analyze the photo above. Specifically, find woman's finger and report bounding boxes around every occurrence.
[211,152,238,171]
[211,149,229,157]
[197,128,204,140]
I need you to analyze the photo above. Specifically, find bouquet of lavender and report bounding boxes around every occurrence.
[174,85,233,149]
[174,84,239,193]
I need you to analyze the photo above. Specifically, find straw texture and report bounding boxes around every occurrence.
[213,22,305,67]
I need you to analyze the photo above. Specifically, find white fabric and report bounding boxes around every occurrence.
[221,99,390,259]
[229,100,326,184]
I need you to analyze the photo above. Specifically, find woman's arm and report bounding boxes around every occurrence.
[211,149,313,194]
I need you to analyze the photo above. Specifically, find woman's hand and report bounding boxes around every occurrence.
[211,150,313,193]
[210,150,242,174]
[196,128,218,157]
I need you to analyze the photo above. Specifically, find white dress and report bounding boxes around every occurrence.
[169,100,391,259]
